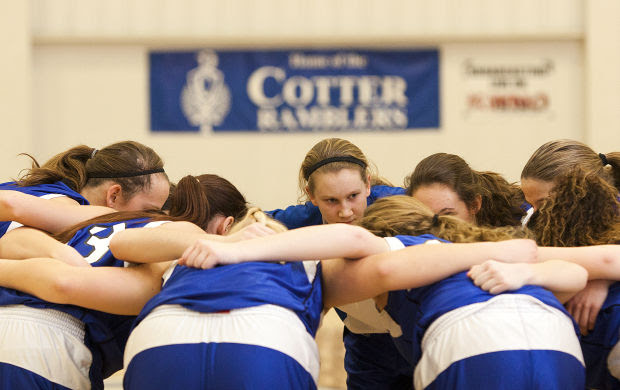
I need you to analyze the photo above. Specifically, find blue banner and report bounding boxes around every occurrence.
[150,49,439,132]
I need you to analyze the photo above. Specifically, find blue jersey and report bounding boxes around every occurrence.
[136,260,324,336]
[0,181,88,237]
[0,218,163,386]
[581,281,620,389]
[336,234,445,390]
[267,185,405,229]
[385,234,575,366]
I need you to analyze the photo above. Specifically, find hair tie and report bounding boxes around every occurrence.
[87,168,165,179]
[599,153,609,166]
[305,156,367,180]
[90,149,98,159]
[431,214,440,227]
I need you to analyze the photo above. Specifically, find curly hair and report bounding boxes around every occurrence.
[358,195,533,243]
[530,169,620,246]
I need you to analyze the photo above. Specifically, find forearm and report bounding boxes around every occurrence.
[538,245,620,280]
[226,224,386,263]
[1,190,112,233]
[0,227,88,266]
[323,241,511,308]
[110,221,217,263]
[526,260,588,296]
[0,258,163,315]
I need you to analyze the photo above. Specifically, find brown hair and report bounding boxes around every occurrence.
[405,153,525,227]
[17,141,168,200]
[522,139,620,246]
[529,169,620,246]
[298,138,392,202]
[53,174,248,242]
[521,139,620,192]
[358,195,532,243]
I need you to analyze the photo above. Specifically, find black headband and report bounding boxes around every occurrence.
[599,153,609,166]
[305,156,367,179]
[88,168,165,179]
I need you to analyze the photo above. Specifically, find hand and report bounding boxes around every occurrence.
[565,279,611,335]
[468,260,532,294]
[493,239,538,264]
[226,222,277,242]
[178,239,235,269]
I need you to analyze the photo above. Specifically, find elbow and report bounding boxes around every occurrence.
[340,224,380,259]
[109,232,129,259]
[373,254,398,292]
[46,275,78,304]
[0,192,18,221]
[569,265,588,293]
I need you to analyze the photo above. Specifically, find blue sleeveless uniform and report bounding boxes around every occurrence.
[0,218,161,390]
[0,181,89,237]
[124,259,324,389]
[267,185,405,229]
[336,235,440,390]
[387,235,585,389]
[581,281,620,389]
[268,185,406,388]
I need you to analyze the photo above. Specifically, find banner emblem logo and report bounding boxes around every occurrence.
[181,50,231,131]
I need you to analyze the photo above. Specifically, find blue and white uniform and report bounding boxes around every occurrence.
[394,235,584,389]
[584,281,620,389]
[267,185,405,229]
[339,235,586,390]
[123,259,323,389]
[268,185,406,389]
[0,218,164,390]
[335,236,443,390]
[0,181,89,237]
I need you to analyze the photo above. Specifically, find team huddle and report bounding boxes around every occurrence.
[0,138,618,390]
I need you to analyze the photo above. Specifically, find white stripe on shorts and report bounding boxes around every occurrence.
[414,294,584,390]
[124,304,320,384]
[0,305,91,389]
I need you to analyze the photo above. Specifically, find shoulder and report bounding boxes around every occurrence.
[369,185,406,200]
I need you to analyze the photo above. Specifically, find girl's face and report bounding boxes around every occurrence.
[115,174,170,211]
[520,178,555,211]
[308,168,371,225]
[412,182,476,223]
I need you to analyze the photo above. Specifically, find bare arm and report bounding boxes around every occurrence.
[109,221,215,263]
[322,239,538,308]
[178,224,389,269]
[538,245,620,280]
[0,227,88,266]
[0,190,113,233]
[467,259,588,303]
[0,258,167,315]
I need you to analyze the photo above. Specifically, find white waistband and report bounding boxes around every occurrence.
[415,294,583,390]
[125,304,320,383]
[0,304,85,341]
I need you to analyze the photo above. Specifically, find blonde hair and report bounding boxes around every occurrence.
[358,196,532,243]
[229,207,288,235]
[298,138,392,202]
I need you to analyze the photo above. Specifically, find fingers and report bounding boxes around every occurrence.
[179,242,216,269]
[587,304,600,332]
[567,301,585,335]
[468,263,502,294]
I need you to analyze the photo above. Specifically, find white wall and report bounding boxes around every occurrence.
[5,0,618,210]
